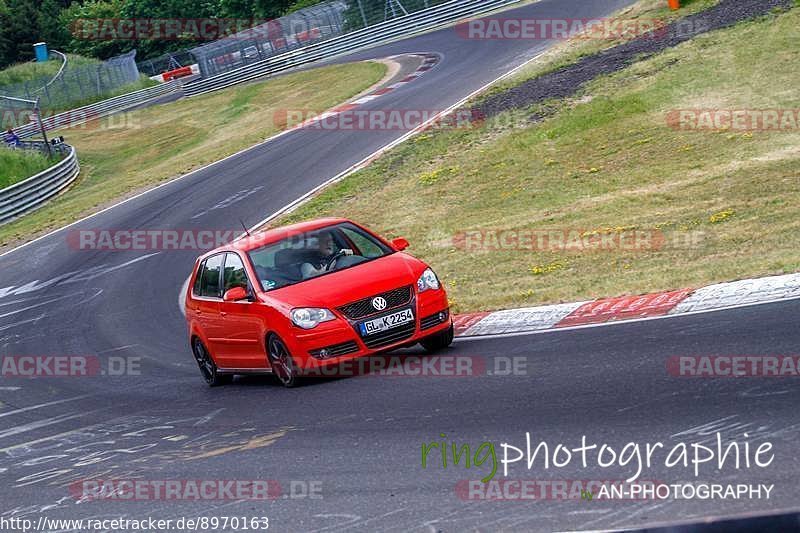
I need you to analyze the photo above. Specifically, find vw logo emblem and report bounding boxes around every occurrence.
[372,297,387,311]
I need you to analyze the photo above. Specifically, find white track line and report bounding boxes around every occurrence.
[0,395,90,419]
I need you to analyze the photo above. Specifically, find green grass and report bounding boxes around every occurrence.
[0,55,98,89]
[0,149,54,189]
[0,61,387,247]
[277,3,800,313]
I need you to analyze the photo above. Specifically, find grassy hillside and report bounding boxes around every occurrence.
[279,4,799,312]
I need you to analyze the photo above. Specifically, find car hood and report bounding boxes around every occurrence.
[265,252,426,309]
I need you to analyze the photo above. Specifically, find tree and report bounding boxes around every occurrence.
[60,0,133,60]
[38,0,72,51]
[0,0,43,67]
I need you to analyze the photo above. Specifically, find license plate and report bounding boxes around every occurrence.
[359,309,414,336]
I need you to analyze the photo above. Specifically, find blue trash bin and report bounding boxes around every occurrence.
[34,42,49,62]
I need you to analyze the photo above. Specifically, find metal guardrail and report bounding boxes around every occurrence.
[183,0,521,96]
[0,143,80,225]
[14,80,182,138]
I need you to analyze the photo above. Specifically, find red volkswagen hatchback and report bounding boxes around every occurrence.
[185,218,453,387]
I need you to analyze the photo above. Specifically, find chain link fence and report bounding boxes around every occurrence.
[185,0,452,79]
[345,0,451,30]
[0,51,143,113]
[189,2,348,78]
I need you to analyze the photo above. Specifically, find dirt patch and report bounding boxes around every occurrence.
[475,0,793,118]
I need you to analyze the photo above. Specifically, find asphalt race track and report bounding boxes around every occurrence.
[2,0,799,531]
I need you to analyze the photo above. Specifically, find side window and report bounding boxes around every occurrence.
[192,262,204,296]
[223,253,249,292]
[341,227,384,258]
[200,254,224,298]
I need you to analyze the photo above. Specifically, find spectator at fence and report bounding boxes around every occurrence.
[4,128,21,147]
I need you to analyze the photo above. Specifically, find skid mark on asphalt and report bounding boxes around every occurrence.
[740,387,790,398]
[0,409,293,492]
[0,291,95,320]
[191,185,265,220]
[182,428,291,460]
[0,252,159,301]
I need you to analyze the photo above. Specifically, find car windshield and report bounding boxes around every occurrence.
[247,222,394,292]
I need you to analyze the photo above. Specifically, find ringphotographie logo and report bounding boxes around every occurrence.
[420,433,775,484]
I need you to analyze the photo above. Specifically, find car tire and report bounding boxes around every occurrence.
[192,338,232,387]
[267,334,300,388]
[420,323,455,353]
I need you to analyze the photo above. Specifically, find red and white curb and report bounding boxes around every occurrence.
[454,272,800,337]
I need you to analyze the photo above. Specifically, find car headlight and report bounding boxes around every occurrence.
[417,268,440,293]
[291,308,336,329]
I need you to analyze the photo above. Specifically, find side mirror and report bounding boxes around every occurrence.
[391,237,409,251]
[223,286,249,302]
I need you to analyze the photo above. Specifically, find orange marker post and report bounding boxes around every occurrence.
[668,0,680,9]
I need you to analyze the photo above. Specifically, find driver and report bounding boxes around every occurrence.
[300,232,352,279]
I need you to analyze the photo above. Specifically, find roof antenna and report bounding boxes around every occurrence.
[240,219,252,238]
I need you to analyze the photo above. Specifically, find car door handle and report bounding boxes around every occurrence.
[220,311,227,317]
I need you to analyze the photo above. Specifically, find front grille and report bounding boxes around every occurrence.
[338,286,413,320]
[361,321,416,349]
[310,341,359,360]
[420,309,449,330]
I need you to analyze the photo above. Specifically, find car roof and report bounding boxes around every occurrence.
[199,217,352,260]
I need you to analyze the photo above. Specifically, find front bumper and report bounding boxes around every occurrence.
[286,288,451,370]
